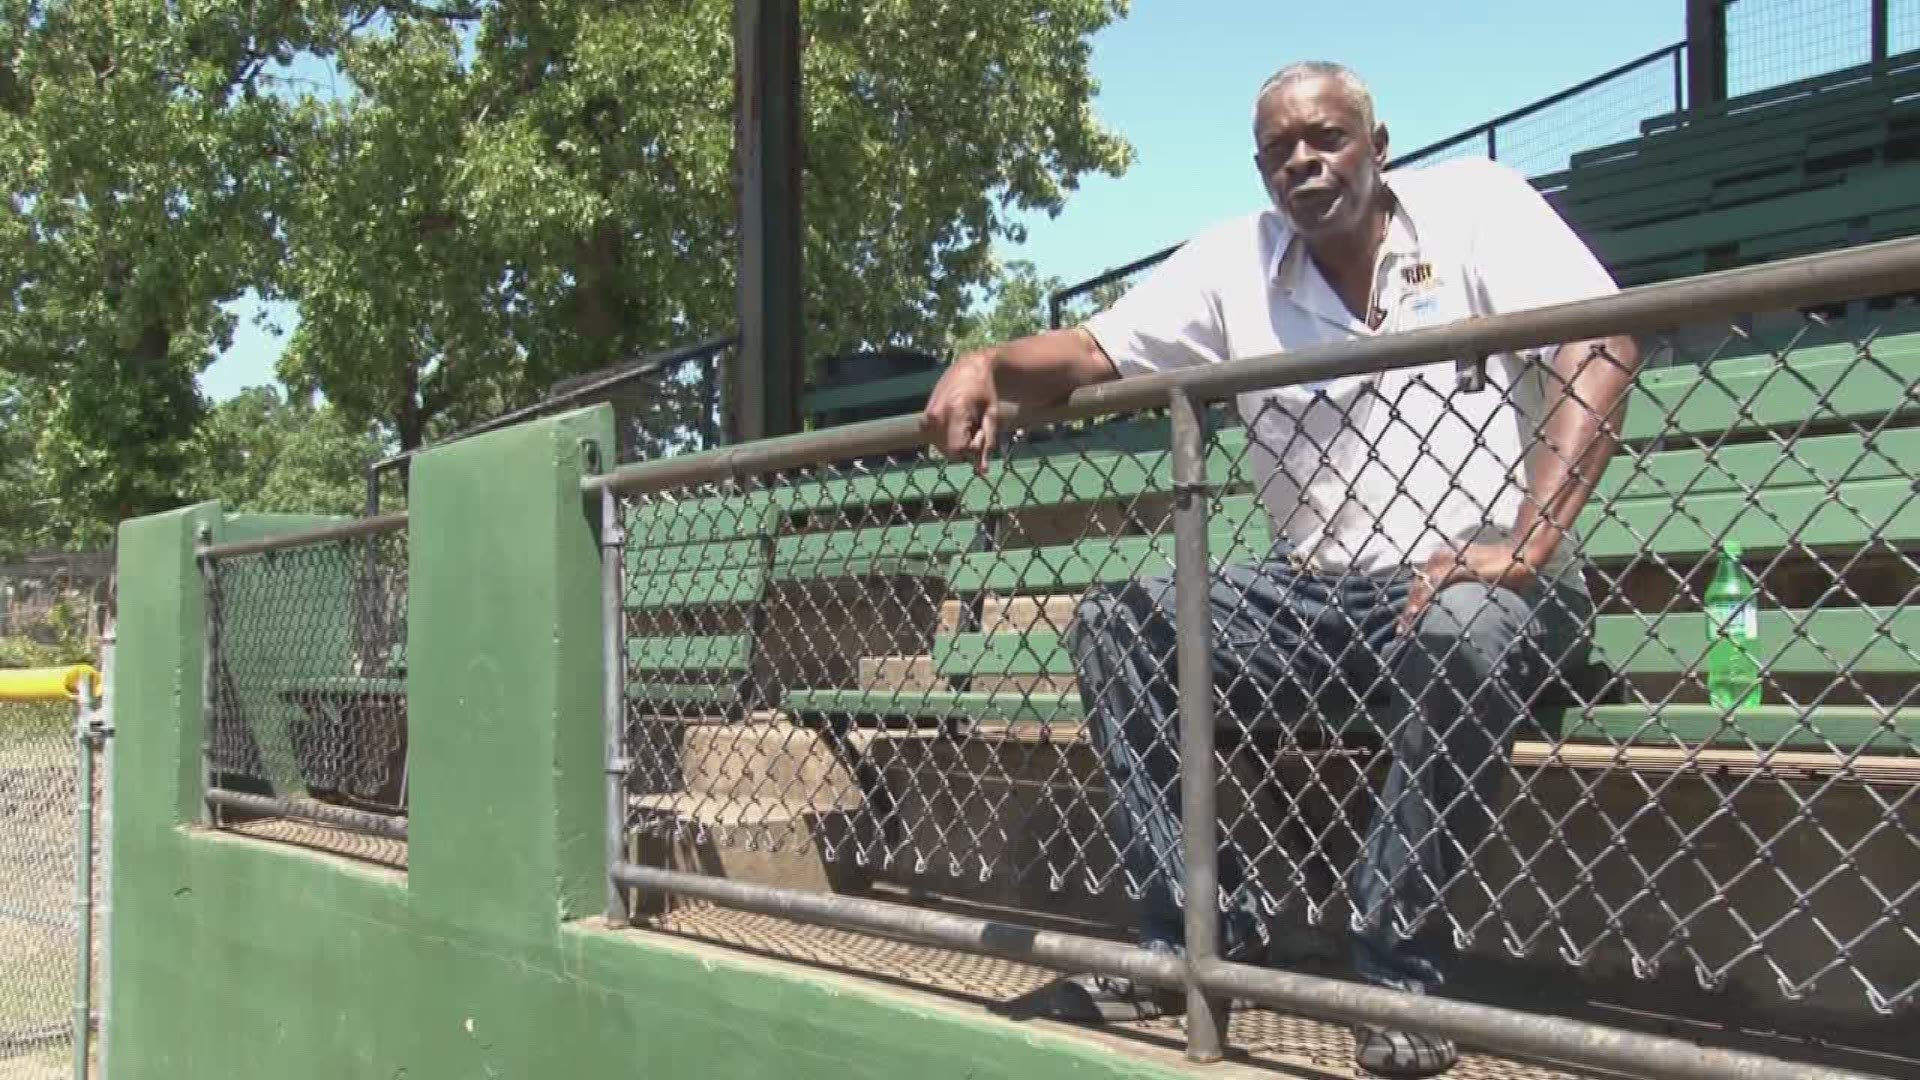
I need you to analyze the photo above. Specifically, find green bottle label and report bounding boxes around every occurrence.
[1707,598,1757,639]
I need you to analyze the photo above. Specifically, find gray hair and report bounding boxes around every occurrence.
[1252,61,1377,134]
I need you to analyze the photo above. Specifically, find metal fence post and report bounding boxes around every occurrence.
[97,631,114,1080]
[600,482,632,927]
[70,675,97,1080]
[1169,389,1226,1063]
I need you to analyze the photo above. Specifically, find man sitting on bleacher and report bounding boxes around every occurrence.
[921,60,1640,1078]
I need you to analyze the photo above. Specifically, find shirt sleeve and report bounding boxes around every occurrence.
[1081,235,1230,377]
[1466,160,1619,324]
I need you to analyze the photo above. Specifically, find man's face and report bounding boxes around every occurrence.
[1253,76,1388,243]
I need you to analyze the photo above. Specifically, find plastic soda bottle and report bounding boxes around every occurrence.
[1705,540,1762,710]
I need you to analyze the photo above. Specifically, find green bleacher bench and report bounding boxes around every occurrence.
[781,326,1920,759]
[1527,58,1920,289]
[625,490,780,713]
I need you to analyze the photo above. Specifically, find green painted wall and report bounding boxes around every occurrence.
[107,407,1186,1080]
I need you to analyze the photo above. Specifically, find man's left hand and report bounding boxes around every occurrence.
[1399,543,1537,634]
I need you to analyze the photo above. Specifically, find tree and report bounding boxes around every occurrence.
[949,258,1062,355]
[278,0,1133,449]
[0,1,355,525]
[185,386,389,516]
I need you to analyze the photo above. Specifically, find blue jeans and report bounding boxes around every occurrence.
[1065,543,1591,993]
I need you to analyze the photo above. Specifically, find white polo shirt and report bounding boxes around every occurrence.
[1083,156,1618,581]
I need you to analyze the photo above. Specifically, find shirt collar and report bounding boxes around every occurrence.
[1263,171,1422,289]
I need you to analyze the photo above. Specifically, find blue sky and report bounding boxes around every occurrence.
[199,0,1685,401]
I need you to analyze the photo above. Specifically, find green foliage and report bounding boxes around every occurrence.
[950,259,1063,355]
[0,592,94,669]
[186,386,389,516]
[3,0,1132,535]
[278,0,1132,449]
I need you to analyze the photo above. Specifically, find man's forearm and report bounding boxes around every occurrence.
[983,327,1120,408]
[1514,335,1642,568]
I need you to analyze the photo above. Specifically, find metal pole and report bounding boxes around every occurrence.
[733,0,804,443]
[70,676,97,1080]
[1169,388,1225,1063]
[1686,0,1728,110]
[201,789,408,840]
[96,631,114,1080]
[196,526,217,828]
[600,484,632,927]
[1485,125,1496,162]
[587,237,1920,500]
[1871,0,1889,63]
[1673,43,1686,115]
[615,863,1884,1080]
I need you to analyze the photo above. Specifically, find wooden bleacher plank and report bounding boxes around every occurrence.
[627,634,753,673]
[1590,607,1920,674]
[962,429,1253,512]
[628,566,769,609]
[774,461,975,515]
[1577,475,1920,560]
[1595,427,1920,504]
[1556,705,1920,754]
[1617,330,1920,443]
[769,521,980,581]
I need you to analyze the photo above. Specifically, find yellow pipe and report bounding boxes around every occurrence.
[0,664,101,703]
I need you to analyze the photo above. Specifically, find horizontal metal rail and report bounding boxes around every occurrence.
[587,235,1920,499]
[196,512,409,561]
[615,864,1882,1080]
[204,788,409,841]
[1392,41,1687,170]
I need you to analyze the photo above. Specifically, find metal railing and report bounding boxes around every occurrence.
[0,666,106,1080]
[589,237,1920,1079]
[200,515,410,844]
[366,335,736,515]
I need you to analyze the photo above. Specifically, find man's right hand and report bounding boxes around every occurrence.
[921,349,1001,474]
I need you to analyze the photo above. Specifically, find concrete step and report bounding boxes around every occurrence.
[626,714,865,804]
[629,795,873,905]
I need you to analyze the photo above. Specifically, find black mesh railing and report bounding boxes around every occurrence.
[367,335,735,515]
[201,515,409,849]
[591,237,1920,1079]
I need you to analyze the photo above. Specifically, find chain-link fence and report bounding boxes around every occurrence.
[201,517,409,852]
[0,667,105,1080]
[593,237,1920,1078]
